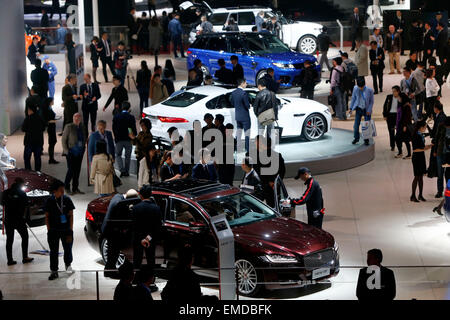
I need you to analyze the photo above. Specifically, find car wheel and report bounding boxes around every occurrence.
[256,70,267,84]
[297,35,317,55]
[235,259,262,296]
[100,238,109,263]
[302,113,326,141]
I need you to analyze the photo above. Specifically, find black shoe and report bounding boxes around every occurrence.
[410,195,419,202]
[364,139,370,146]
[390,147,395,151]
[49,159,59,164]
[48,272,59,280]
[73,189,85,195]
[433,206,443,216]
[350,48,355,51]
[435,193,443,199]
[418,195,426,201]
[150,284,159,293]
[22,257,34,264]
[7,260,17,266]
[352,139,359,145]
[120,172,129,177]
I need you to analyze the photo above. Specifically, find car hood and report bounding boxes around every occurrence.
[4,168,54,192]
[232,217,334,256]
[259,51,317,64]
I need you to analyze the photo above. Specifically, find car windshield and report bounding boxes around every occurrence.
[245,34,290,54]
[199,192,277,227]
[161,92,207,107]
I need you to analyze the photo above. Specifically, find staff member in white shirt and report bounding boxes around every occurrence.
[425,68,440,118]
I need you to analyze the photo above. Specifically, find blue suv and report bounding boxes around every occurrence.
[187,32,320,88]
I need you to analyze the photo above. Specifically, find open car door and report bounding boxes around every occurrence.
[274,175,295,218]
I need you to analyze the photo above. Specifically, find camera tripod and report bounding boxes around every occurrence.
[126,64,137,92]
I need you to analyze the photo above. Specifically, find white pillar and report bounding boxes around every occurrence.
[78,0,86,59]
[92,0,99,37]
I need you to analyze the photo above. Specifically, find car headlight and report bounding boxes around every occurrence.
[265,254,297,263]
[26,189,50,197]
[333,241,339,252]
[273,62,295,69]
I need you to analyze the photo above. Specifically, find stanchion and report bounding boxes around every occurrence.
[96,270,100,300]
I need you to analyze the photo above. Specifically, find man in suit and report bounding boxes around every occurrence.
[435,22,448,66]
[131,185,162,292]
[349,7,362,51]
[88,120,115,163]
[112,102,137,177]
[62,74,81,129]
[394,10,406,55]
[80,74,101,132]
[103,75,129,116]
[231,78,251,153]
[192,149,218,181]
[22,104,46,172]
[27,36,40,65]
[40,8,50,28]
[231,55,244,84]
[423,22,434,66]
[30,59,49,99]
[432,102,446,198]
[369,41,385,94]
[356,249,396,301]
[214,59,234,84]
[98,32,116,82]
[241,156,264,200]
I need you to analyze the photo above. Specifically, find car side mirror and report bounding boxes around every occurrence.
[189,221,208,232]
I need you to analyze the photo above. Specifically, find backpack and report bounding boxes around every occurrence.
[338,69,355,92]
[345,61,358,79]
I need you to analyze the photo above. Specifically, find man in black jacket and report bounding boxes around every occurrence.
[356,249,396,301]
[253,79,278,138]
[2,177,34,266]
[435,22,448,65]
[214,58,234,84]
[80,73,101,132]
[423,22,434,66]
[432,102,446,198]
[30,59,49,99]
[27,36,40,65]
[112,102,137,177]
[369,41,385,94]
[103,75,129,116]
[299,60,320,99]
[289,167,324,229]
[131,185,162,292]
[231,55,244,84]
[25,86,43,116]
[317,26,336,72]
[127,7,138,54]
[261,68,280,93]
[394,10,406,55]
[241,156,264,200]
[22,104,45,171]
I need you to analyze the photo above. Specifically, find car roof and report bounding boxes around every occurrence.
[212,7,271,14]
[179,85,231,96]
[151,178,239,199]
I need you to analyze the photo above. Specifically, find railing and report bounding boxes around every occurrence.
[2,265,450,300]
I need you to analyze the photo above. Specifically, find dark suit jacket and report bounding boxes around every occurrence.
[30,67,49,98]
[101,193,125,235]
[80,82,101,112]
[436,30,448,57]
[369,47,385,71]
[88,130,115,163]
[27,44,39,65]
[192,163,218,182]
[90,43,99,62]
[350,13,362,33]
[356,266,396,301]
[62,84,79,121]
[98,38,113,59]
[22,113,45,147]
[423,29,434,52]
[232,64,244,83]
[104,86,129,115]
[112,111,137,142]
[214,67,234,84]
[231,88,250,122]
[131,199,162,241]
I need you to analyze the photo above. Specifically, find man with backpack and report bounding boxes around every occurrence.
[340,52,358,109]
[317,26,336,72]
[349,77,374,146]
[330,57,346,120]
[299,60,320,100]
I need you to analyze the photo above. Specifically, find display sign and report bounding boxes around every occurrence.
[74,44,84,105]
[210,213,236,300]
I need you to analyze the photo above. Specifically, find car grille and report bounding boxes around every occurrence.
[303,248,334,271]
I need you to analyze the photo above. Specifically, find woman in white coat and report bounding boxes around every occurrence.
[355,39,369,77]
[90,140,115,196]
[138,145,159,189]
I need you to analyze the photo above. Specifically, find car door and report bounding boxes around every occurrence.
[237,11,256,32]
[164,197,218,271]
[274,175,295,218]
[151,194,169,264]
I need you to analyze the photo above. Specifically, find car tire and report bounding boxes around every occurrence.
[297,35,317,55]
[235,259,263,297]
[301,113,327,141]
[100,238,109,264]
[256,69,267,85]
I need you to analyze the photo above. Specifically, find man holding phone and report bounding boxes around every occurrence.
[112,102,137,177]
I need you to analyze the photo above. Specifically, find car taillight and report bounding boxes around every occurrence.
[86,210,94,222]
[445,189,450,197]
[142,112,147,119]
[187,50,192,55]
[158,116,189,123]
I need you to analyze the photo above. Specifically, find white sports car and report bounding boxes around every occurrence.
[142,86,332,141]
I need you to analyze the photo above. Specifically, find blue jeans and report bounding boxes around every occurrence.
[410,99,418,121]
[116,140,132,174]
[24,145,42,171]
[171,36,184,57]
[333,87,345,119]
[115,68,126,86]
[236,119,251,153]
[437,155,444,194]
[258,122,274,139]
[353,107,371,141]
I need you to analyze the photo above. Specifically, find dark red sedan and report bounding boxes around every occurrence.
[1,168,55,227]
[84,179,339,296]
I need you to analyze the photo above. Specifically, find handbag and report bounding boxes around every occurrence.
[258,108,276,126]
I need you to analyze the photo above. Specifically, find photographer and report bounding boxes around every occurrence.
[113,42,129,86]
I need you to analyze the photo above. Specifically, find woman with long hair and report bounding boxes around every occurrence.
[138,144,159,188]
[136,60,152,113]
[410,119,432,202]
[163,59,176,80]
[90,140,115,196]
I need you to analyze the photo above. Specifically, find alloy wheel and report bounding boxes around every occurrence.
[299,36,317,54]
[235,259,258,295]
[303,114,325,140]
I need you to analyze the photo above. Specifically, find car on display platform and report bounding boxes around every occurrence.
[84,178,340,296]
[187,32,320,89]
[0,168,55,227]
[142,85,331,142]
[186,1,323,54]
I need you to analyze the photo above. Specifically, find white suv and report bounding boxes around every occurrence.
[184,2,323,54]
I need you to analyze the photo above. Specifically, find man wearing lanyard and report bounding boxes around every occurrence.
[400,67,420,121]
[349,77,374,146]
[44,180,75,280]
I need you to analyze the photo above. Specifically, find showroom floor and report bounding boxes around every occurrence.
[1,50,450,300]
